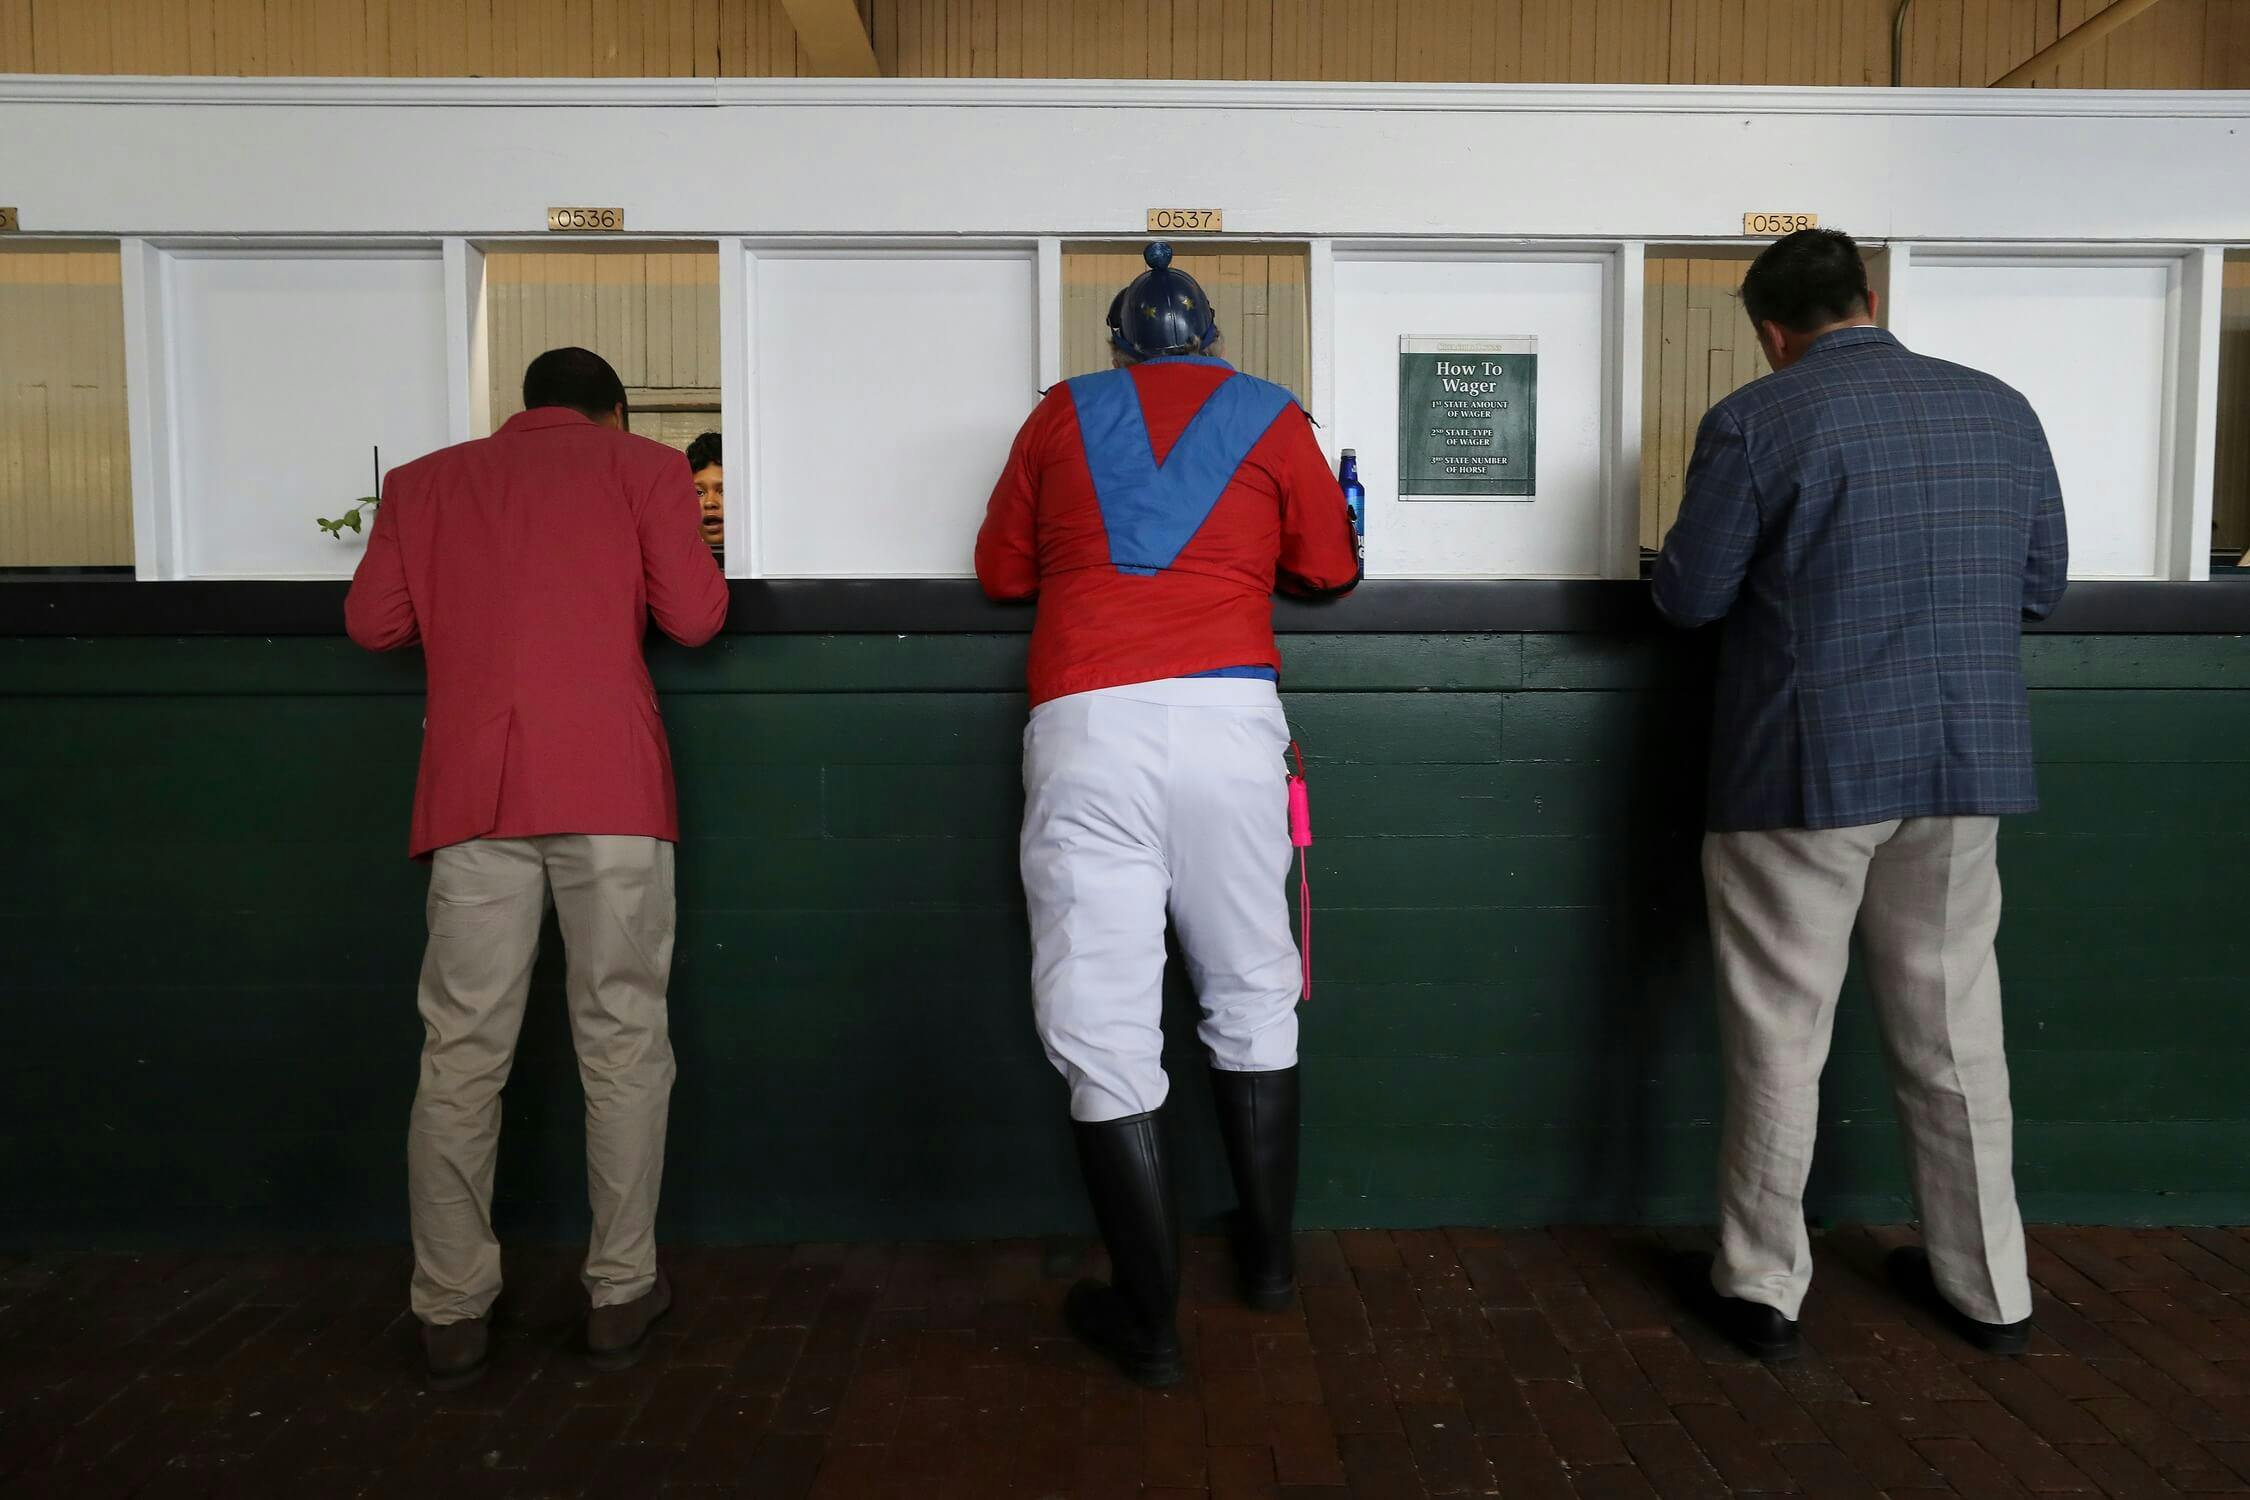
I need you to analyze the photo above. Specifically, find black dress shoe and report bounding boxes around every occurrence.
[1670,1252,1801,1361]
[418,1315,490,1391]
[1886,1246,2030,1355]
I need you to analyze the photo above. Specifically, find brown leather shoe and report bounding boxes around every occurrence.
[585,1271,672,1370]
[419,1316,490,1391]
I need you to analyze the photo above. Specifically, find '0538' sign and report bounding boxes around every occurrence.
[1742,212,1819,235]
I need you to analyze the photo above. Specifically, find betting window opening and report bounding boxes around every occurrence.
[2215,248,2250,574]
[481,242,724,563]
[0,241,133,574]
[1060,242,1312,402]
[1638,242,1890,558]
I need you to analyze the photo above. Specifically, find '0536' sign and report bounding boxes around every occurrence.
[547,206,626,232]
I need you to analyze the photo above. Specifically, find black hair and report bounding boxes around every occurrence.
[522,347,628,421]
[686,432,722,473]
[1740,229,1871,334]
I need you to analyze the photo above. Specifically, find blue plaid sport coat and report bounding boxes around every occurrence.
[1652,326,2069,833]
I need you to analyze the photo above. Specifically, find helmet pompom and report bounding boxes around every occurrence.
[1143,241,1174,271]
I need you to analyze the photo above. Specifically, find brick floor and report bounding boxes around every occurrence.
[3,1225,2249,1498]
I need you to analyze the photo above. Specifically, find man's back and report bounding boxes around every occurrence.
[1653,327,2069,831]
[346,406,728,856]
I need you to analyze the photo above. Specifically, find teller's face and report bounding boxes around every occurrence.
[693,464,724,548]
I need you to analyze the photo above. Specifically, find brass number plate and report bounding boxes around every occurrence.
[0,208,19,232]
[1742,212,1819,235]
[547,206,625,232]
[1147,208,1223,233]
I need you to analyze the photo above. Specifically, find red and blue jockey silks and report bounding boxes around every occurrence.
[1067,357,1298,578]
[976,357,1361,708]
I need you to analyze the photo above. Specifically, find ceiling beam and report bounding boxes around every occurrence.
[779,0,881,77]
[1990,0,2167,86]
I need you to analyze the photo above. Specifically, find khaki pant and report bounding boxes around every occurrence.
[1704,816,2031,1326]
[408,835,677,1325]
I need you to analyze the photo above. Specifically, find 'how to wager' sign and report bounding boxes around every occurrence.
[1396,336,1538,500]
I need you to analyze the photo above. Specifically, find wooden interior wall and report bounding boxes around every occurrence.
[1640,253,1761,550]
[483,248,722,451]
[1638,248,1889,549]
[2217,254,2250,555]
[1062,246,1310,398]
[2,0,2245,86]
[0,246,131,568]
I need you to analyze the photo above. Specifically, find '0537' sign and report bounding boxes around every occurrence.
[1147,208,1223,233]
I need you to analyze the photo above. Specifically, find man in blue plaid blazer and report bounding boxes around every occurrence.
[1653,230,2068,1363]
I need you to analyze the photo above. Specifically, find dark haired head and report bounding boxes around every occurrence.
[686,432,723,473]
[522,347,628,423]
[1740,229,1872,335]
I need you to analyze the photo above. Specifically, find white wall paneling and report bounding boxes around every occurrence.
[1894,250,2193,580]
[441,238,489,447]
[5,80,2248,244]
[1332,248,1617,579]
[1307,239,1337,459]
[1608,242,1647,579]
[1036,238,1064,393]
[2176,247,2226,581]
[127,243,454,580]
[744,244,1040,578]
[119,237,175,580]
[718,236,754,575]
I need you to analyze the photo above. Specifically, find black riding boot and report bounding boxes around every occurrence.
[1065,1110,1184,1387]
[1209,1064,1301,1311]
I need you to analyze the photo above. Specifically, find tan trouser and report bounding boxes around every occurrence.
[1704,816,2031,1326]
[408,835,677,1325]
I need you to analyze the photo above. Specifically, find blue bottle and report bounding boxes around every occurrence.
[1339,448,1366,568]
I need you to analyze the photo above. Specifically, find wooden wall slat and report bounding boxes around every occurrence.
[0,246,133,568]
[480,248,722,443]
[1059,245,1309,400]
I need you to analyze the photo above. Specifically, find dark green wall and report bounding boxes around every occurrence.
[3,631,2246,1249]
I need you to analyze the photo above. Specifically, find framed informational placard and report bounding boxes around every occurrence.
[1396,336,1538,499]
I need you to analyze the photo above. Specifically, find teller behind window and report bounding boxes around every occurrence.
[688,431,724,564]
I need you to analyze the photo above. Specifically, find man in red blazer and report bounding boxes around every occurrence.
[346,347,728,1389]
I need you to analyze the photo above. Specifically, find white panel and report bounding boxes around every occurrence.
[718,237,754,576]
[1333,254,1610,578]
[167,248,453,579]
[119,238,176,579]
[1906,259,2173,579]
[1608,243,1645,580]
[2176,248,2224,581]
[750,249,1038,578]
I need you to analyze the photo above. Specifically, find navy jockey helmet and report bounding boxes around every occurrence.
[1107,241,1220,362]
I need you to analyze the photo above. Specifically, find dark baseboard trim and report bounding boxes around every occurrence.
[2,576,2246,637]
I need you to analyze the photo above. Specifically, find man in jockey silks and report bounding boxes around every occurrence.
[976,242,1360,1386]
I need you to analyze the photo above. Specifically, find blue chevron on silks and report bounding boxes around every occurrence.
[1064,356,1297,577]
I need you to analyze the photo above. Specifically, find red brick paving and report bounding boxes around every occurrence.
[2,1226,2248,1497]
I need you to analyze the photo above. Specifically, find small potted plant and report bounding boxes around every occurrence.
[316,496,381,538]
[318,446,384,539]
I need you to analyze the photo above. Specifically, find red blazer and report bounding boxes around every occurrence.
[346,408,729,859]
